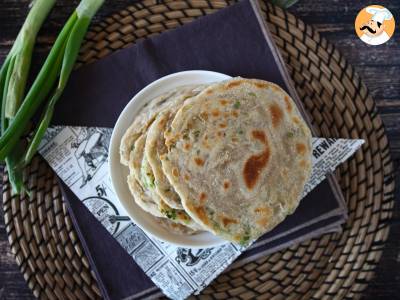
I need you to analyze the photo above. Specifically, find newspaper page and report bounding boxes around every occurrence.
[38,126,364,300]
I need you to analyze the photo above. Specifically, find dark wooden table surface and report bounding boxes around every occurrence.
[0,0,399,299]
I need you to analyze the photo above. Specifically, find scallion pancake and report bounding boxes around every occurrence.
[161,78,312,245]
[120,85,205,165]
[145,111,183,209]
[121,85,209,231]
[129,133,202,231]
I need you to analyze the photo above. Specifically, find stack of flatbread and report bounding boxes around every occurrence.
[120,78,312,245]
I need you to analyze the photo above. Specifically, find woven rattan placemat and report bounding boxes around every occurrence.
[2,1,395,299]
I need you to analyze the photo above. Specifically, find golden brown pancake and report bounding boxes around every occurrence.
[161,78,312,245]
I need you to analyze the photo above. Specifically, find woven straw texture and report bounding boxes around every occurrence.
[2,0,395,299]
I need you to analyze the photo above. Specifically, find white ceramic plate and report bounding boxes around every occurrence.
[109,70,232,248]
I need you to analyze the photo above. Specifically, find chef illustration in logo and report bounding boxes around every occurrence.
[355,6,395,46]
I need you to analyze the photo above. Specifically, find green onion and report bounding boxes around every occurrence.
[0,0,56,194]
[239,226,252,246]
[0,0,104,194]
[287,131,294,138]
[3,0,56,119]
[233,101,241,109]
[161,208,177,220]
[5,141,25,195]
[1,57,14,131]
[193,130,200,139]
[0,12,75,159]
[22,0,105,166]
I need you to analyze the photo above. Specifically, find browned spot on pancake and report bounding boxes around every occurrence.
[164,130,172,138]
[219,123,227,128]
[226,81,242,88]
[257,217,269,227]
[254,207,269,214]
[172,168,179,177]
[221,215,238,227]
[284,96,292,112]
[243,130,270,189]
[194,157,205,166]
[269,104,283,127]
[199,192,207,204]
[255,207,271,228]
[206,89,213,95]
[219,99,229,106]
[211,109,220,117]
[165,136,178,149]
[233,234,242,242]
[176,211,190,222]
[232,137,238,142]
[223,181,230,190]
[184,174,190,181]
[202,140,210,149]
[232,111,239,118]
[200,112,208,121]
[296,143,307,155]
[292,117,300,125]
[170,223,179,229]
[271,85,279,92]
[254,82,268,89]
[183,143,191,151]
[194,206,210,225]
[158,118,167,129]
[252,130,267,144]
[299,160,307,168]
